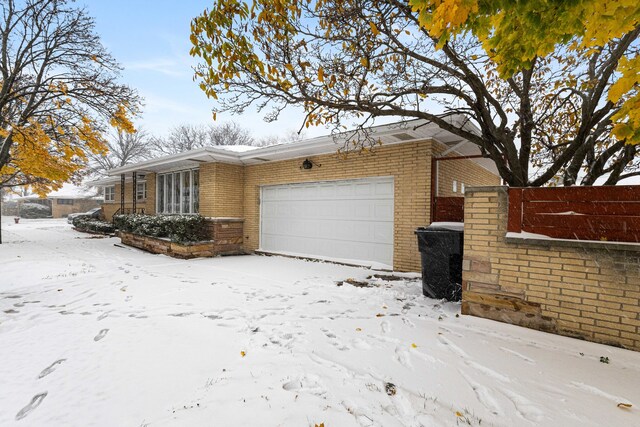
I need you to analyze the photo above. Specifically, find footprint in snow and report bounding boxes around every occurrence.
[459,370,501,415]
[282,373,326,397]
[500,388,544,422]
[394,346,413,368]
[321,328,337,339]
[15,392,47,421]
[401,317,415,328]
[94,329,109,342]
[97,311,110,321]
[380,320,391,334]
[38,359,66,379]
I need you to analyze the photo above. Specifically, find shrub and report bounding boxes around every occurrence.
[18,202,51,218]
[73,217,115,234]
[112,214,209,243]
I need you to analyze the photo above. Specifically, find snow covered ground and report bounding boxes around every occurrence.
[1,219,639,427]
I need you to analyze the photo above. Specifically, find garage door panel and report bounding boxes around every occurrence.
[375,181,394,195]
[374,201,394,220]
[260,177,394,266]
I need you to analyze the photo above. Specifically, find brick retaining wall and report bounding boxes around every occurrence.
[463,186,640,351]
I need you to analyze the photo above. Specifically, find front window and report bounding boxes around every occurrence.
[104,186,115,202]
[57,199,73,205]
[136,181,147,201]
[156,169,199,214]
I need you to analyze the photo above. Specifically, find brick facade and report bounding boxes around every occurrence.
[463,186,640,351]
[434,143,501,198]
[200,163,244,218]
[103,173,156,219]
[243,141,433,271]
[106,141,499,272]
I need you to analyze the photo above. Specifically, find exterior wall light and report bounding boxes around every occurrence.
[301,158,320,170]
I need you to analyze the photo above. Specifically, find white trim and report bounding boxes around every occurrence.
[104,185,115,203]
[100,117,498,176]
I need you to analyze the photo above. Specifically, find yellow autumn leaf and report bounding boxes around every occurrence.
[355,328,362,332]
[240,350,246,357]
[617,403,632,409]
[612,123,633,140]
[411,343,417,348]
[318,66,325,82]
[360,57,369,68]
[284,63,294,71]
[369,22,380,36]
[455,411,463,417]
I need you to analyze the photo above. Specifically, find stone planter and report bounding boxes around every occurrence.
[119,217,244,259]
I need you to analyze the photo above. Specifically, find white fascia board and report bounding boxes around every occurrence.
[89,176,120,186]
[105,147,243,176]
[102,117,467,172]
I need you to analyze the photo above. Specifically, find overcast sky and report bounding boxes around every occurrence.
[81,0,325,140]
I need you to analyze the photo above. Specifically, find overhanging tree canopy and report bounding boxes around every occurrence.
[190,0,640,186]
[0,0,139,195]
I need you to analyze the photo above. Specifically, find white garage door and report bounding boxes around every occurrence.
[260,177,394,266]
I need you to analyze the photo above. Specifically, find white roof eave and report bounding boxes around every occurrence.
[100,117,496,174]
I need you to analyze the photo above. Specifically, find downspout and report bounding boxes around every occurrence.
[430,156,438,224]
[120,174,125,214]
[132,171,137,214]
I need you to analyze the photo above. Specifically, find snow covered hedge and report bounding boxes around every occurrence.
[16,202,51,218]
[72,217,115,234]
[113,214,209,243]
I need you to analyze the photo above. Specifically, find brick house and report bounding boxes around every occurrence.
[17,184,102,218]
[94,119,500,271]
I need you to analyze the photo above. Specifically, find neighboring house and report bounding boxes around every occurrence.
[94,119,500,271]
[19,184,103,218]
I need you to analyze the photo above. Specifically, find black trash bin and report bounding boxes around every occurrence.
[415,225,463,301]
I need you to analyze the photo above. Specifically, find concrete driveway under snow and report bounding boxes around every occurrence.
[0,219,639,426]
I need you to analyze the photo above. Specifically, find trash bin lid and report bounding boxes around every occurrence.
[426,222,464,232]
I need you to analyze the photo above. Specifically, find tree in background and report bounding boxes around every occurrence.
[256,129,305,147]
[149,121,300,155]
[190,0,639,186]
[207,121,254,146]
[0,0,139,195]
[88,129,152,176]
[150,124,209,156]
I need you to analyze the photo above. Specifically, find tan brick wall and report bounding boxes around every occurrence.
[433,142,501,197]
[103,173,155,221]
[462,186,640,351]
[243,140,435,271]
[199,163,244,218]
[51,199,102,218]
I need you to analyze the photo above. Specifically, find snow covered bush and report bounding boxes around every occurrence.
[72,217,115,234]
[18,202,52,218]
[113,214,209,243]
